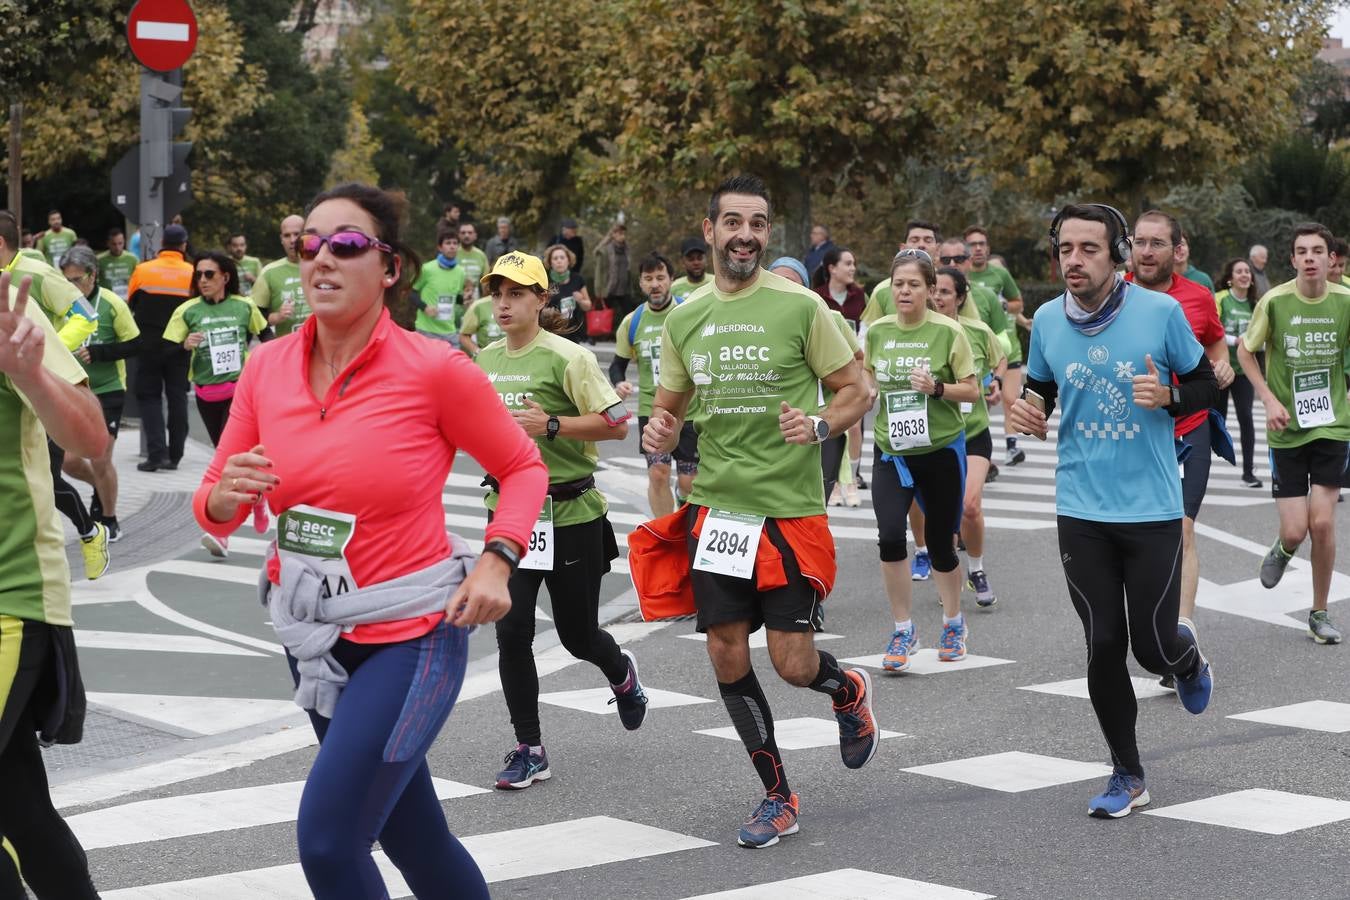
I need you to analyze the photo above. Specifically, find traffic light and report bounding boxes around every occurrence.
[113,70,193,227]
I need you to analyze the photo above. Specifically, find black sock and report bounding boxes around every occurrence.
[718,670,790,800]
[807,650,858,707]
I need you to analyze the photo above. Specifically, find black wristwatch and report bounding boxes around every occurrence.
[933,381,945,398]
[483,540,521,571]
[1167,385,1182,412]
[545,415,561,441]
[991,374,1003,389]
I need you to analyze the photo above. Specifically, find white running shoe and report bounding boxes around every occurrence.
[201,533,229,559]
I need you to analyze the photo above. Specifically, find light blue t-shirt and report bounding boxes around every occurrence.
[1027,282,1204,523]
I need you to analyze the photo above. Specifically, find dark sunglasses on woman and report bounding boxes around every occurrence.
[298,230,394,261]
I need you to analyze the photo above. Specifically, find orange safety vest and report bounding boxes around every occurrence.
[127,250,193,299]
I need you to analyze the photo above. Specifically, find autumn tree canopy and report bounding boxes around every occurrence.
[921,0,1336,211]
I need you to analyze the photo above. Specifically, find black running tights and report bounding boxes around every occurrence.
[48,441,94,537]
[495,515,629,746]
[1057,516,1198,777]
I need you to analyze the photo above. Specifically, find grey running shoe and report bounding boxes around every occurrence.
[968,569,997,608]
[1259,539,1294,589]
[1309,610,1343,645]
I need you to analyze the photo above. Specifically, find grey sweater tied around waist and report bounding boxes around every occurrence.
[258,533,476,718]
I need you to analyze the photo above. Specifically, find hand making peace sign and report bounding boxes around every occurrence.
[0,272,45,383]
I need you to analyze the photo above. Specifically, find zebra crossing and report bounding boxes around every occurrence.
[603,408,1276,539]
[60,595,1350,898]
[48,403,1350,898]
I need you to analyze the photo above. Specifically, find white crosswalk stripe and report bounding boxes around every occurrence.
[100,816,716,898]
[65,406,1343,898]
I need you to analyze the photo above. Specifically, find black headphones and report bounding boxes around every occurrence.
[1048,203,1132,265]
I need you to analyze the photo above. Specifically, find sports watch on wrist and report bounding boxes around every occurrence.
[1168,385,1182,411]
[545,415,561,441]
[807,415,830,444]
[933,381,945,398]
[483,539,521,571]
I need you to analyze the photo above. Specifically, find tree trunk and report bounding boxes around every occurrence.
[7,102,20,219]
[773,171,812,263]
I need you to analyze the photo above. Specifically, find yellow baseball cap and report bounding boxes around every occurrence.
[481,251,549,291]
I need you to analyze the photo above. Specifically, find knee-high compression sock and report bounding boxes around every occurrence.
[718,670,790,800]
[807,650,859,707]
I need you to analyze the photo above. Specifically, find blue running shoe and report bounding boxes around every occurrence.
[606,648,648,730]
[937,617,968,662]
[910,550,932,581]
[1174,617,1213,715]
[495,743,551,790]
[882,627,919,672]
[737,793,800,848]
[1088,767,1150,819]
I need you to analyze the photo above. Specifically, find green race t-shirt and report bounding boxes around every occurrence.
[5,251,80,325]
[615,300,682,417]
[235,255,263,295]
[458,247,488,298]
[670,274,711,302]
[865,310,976,456]
[252,258,308,336]
[1182,266,1215,293]
[967,265,1020,302]
[968,265,1023,363]
[163,295,267,385]
[956,316,1000,438]
[81,287,141,395]
[958,283,1009,335]
[1243,279,1350,448]
[822,309,861,408]
[0,294,86,625]
[412,259,467,334]
[97,250,139,300]
[1218,288,1255,373]
[659,269,854,518]
[460,297,504,351]
[38,228,77,267]
[475,329,622,526]
[862,280,895,326]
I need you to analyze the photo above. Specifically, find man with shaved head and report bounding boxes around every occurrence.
[253,214,309,337]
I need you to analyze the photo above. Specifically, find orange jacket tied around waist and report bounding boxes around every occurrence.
[626,506,837,621]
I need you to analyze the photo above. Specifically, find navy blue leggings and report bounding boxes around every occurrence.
[287,622,489,900]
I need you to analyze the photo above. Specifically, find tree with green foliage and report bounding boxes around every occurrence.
[0,0,123,212]
[349,17,465,254]
[924,0,1335,211]
[388,0,925,252]
[3,0,348,255]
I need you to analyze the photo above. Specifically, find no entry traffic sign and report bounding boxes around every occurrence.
[127,0,198,72]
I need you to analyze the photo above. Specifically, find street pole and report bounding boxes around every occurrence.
[139,70,169,259]
[7,102,21,218]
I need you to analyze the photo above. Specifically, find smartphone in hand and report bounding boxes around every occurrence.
[1023,389,1048,440]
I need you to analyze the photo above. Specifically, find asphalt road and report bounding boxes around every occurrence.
[39,354,1350,900]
